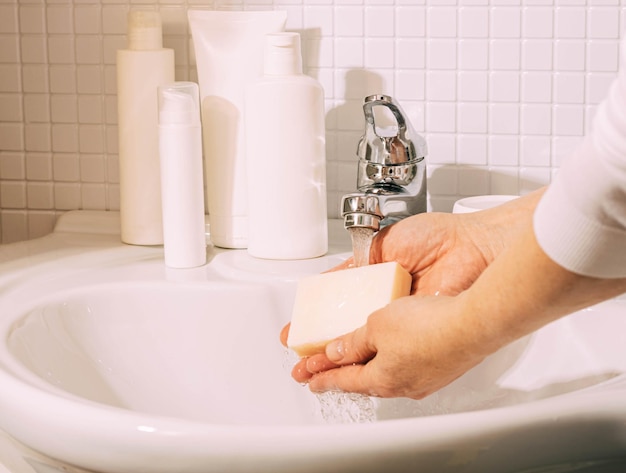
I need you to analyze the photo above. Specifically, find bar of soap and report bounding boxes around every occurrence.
[287,262,412,357]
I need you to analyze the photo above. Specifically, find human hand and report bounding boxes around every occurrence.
[286,293,495,399]
[335,190,543,297]
[281,190,546,395]
[279,211,492,376]
[345,212,494,296]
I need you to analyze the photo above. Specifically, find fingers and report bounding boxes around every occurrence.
[368,223,391,264]
[307,363,381,397]
[291,353,383,397]
[291,354,340,383]
[302,324,383,396]
[279,323,290,347]
[289,325,377,387]
[326,256,354,272]
[324,325,376,365]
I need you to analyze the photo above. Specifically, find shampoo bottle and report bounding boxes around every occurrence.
[245,32,328,260]
[117,10,175,245]
[158,82,207,269]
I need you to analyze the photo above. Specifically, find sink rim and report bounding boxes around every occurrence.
[0,359,625,473]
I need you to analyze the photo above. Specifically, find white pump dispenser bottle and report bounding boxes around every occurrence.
[158,82,207,269]
[116,11,174,245]
[245,32,328,260]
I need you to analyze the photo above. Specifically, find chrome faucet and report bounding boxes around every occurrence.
[341,95,427,232]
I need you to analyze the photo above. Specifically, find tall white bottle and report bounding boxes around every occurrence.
[117,11,175,245]
[158,82,207,269]
[245,32,328,260]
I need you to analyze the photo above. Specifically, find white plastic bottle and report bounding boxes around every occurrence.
[117,11,174,245]
[245,32,328,260]
[158,82,207,269]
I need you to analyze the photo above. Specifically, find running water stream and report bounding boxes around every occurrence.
[312,226,379,423]
[348,227,375,268]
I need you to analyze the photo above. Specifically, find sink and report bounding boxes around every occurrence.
[0,211,625,473]
[7,280,318,426]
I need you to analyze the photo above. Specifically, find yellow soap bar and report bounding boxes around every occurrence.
[287,262,412,357]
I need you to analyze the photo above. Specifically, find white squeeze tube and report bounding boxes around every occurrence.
[117,10,174,245]
[158,82,207,269]
[188,10,287,249]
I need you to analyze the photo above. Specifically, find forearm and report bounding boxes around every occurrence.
[458,223,626,356]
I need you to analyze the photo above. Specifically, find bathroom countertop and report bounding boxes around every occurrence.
[0,211,354,274]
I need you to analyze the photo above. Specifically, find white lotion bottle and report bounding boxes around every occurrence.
[158,82,207,269]
[245,32,328,260]
[117,11,174,245]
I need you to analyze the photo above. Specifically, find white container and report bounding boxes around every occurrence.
[245,32,328,260]
[158,82,207,269]
[188,10,287,249]
[117,11,175,246]
[452,195,519,214]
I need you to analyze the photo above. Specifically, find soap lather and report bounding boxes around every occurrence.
[341,95,428,233]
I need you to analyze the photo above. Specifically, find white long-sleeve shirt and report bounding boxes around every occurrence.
[534,39,626,278]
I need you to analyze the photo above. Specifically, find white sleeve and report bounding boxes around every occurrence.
[533,39,626,278]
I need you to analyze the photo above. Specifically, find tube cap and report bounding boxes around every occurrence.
[127,10,163,51]
[263,32,303,76]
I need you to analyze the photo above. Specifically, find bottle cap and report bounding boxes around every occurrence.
[263,32,303,76]
[158,82,201,127]
[127,10,163,51]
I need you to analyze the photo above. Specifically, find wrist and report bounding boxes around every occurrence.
[453,289,514,359]
[465,188,546,263]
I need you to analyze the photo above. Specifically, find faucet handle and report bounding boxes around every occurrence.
[357,95,426,166]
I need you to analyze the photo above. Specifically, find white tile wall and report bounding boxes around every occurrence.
[0,0,624,243]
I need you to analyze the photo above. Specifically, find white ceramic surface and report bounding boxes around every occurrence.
[0,211,625,473]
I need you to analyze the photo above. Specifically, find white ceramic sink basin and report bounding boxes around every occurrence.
[7,281,316,426]
[0,211,625,473]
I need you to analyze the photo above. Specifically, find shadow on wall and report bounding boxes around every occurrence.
[326,68,397,135]
[428,165,545,213]
[297,27,321,68]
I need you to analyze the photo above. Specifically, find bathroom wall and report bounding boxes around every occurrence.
[0,0,624,244]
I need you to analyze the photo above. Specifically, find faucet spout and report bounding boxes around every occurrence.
[341,95,427,232]
[341,193,384,231]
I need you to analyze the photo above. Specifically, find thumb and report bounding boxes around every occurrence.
[325,325,377,365]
